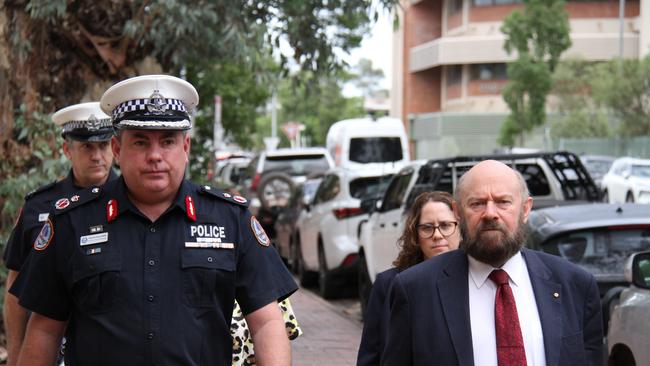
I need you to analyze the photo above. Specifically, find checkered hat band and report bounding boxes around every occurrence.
[62,119,112,133]
[112,98,187,120]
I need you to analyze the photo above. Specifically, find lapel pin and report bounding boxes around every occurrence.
[553,292,560,299]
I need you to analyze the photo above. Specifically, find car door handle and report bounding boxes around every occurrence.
[392,222,398,227]
[380,223,385,228]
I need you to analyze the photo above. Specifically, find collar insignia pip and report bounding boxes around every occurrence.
[55,198,70,210]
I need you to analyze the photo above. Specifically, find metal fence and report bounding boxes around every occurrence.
[555,137,650,159]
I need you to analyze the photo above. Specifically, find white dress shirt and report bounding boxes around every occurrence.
[468,252,547,366]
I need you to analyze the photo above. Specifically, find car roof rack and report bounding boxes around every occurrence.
[405,151,600,210]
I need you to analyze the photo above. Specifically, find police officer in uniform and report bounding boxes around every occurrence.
[3,102,116,366]
[11,75,298,366]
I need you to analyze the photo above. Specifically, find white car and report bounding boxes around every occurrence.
[295,167,393,299]
[601,157,650,204]
[608,250,650,366]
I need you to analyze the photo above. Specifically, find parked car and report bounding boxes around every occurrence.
[214,157,251,189]
[273,177,323,271]
[579,154,616,188]
[242,147,335,237]
[326,116,410,170]
[601,157,650,204]
[357,151,601,316]
[295,167,393,298]
[608,250,650,365]
[526,203,650,329]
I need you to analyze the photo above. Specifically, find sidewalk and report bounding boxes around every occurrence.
[289,288,363,366]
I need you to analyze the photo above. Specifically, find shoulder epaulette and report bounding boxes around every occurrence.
[25,181,57,200]
[199,185,249,208]
[53,186,103,215]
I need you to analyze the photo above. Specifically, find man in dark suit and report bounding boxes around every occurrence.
[382,160,603,366]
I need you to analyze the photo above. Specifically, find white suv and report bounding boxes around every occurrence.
[295,167,393,299]
[601,157,650,204]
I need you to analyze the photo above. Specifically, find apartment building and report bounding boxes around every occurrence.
[391,0,648,159]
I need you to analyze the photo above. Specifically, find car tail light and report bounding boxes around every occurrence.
[251,173,262,191]
[340,253,358,267]
[332,207,363,220]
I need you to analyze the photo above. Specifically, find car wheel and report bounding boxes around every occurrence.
[358,253,372,321]
[257,172,295,210]
[318,244,337,299]
[626,191,635,203]
[609,345,636,366]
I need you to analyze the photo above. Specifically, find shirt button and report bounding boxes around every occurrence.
[148,295,155,302]
[148,259,155,266]
[207,257,213,263]
[150,227,156,233]
[147,332,154,340]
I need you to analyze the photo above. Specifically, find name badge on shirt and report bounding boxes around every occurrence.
[187,224,233,249]
[80,232,109,246]
[38,213,49,222]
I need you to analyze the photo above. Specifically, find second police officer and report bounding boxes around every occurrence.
[3,102,117,366]
[11,75,298,366]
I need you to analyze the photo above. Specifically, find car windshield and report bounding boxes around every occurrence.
[349,137,403,163]
[264,155,331,176]
[631,164,650,178]
[542,226,650,277]
[349,175,393,199]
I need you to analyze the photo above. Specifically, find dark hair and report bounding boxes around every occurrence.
[392,191,455,271]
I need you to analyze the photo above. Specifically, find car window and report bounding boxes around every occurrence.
[541,226,650,276]
[631,164,650,178]
[349,175,393,200]
[381,171,413,212]
[349,137,403,164]
[265,154,331,176]
[313,174,340,204]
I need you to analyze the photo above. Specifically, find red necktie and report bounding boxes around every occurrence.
[489,269,527,366]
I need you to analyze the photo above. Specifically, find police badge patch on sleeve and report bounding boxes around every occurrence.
[250,216,270,247]
[34,219,54,251]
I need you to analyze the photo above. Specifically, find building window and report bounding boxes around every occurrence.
[447,65,463,86]
[473,0,523,6]
[470,63,507,81]
[448,0,464,15]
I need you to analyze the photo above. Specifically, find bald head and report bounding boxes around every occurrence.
[455,160,530,204]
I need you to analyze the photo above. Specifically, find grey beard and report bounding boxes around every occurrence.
[460,215,528,267]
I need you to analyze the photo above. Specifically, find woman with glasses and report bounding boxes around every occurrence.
[357,191,461,365]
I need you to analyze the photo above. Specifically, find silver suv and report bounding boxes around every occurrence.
[243,147,334,238]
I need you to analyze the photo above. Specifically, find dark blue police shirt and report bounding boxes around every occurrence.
[3,169,117,271]
[11,177,298,366]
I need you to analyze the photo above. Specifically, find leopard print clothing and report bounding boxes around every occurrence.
[231,299,302,366]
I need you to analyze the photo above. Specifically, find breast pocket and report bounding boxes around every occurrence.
[71,252,122,315]
[181,249,235,308]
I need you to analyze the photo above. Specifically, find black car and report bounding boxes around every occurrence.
[526,203,650,327]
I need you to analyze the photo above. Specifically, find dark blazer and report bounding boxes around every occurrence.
[381,248,603,366]
[357,267,399,366]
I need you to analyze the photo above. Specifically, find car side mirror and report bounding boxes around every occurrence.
[622,170,631,179]
[360,197,379,214]
[626,251,650,289]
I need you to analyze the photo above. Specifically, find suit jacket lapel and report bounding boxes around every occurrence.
[438,251,474,366]
[522,249,563,366]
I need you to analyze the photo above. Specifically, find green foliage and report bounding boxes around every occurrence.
[185,60,272,181]
[265,71,365,147]
[0,104,68,276]
[500,0,571,146]
[550,59,611,138]
[591,57,650,137]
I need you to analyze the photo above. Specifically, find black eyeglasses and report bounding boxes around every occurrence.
[416,221,458,238]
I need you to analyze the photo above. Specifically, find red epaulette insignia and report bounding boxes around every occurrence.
[107,199,118,222]
[185,195,196,221]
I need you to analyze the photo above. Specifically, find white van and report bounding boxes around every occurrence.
[326,117,410,172]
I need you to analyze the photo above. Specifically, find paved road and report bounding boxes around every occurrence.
[289,285,363,366]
